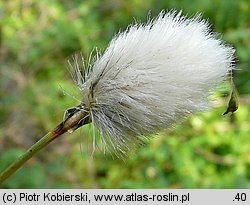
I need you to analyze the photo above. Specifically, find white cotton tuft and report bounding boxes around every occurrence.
[68,11,234,155]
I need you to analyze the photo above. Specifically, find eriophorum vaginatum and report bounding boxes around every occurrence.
[66,10,235,156]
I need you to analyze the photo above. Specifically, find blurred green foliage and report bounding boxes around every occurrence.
[0,0,250,188]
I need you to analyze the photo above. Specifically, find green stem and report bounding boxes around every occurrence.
[0,110,87,185]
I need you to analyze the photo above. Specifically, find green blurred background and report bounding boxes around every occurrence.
[0,0,250,188]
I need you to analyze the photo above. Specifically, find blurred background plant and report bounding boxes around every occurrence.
[0,0,249,188]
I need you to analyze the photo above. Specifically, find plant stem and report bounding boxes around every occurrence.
[0,110,87,185]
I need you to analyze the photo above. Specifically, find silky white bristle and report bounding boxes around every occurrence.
[68,10,234,155]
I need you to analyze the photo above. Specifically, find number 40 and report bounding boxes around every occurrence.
[235,193,246,201]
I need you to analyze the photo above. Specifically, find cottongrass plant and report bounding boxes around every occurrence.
[68,11,234,155]
[0,10,234,183]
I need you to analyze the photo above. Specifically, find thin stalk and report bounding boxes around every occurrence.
[0,110,87,185]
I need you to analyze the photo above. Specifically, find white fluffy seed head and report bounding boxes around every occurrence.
[68,10,234,155]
